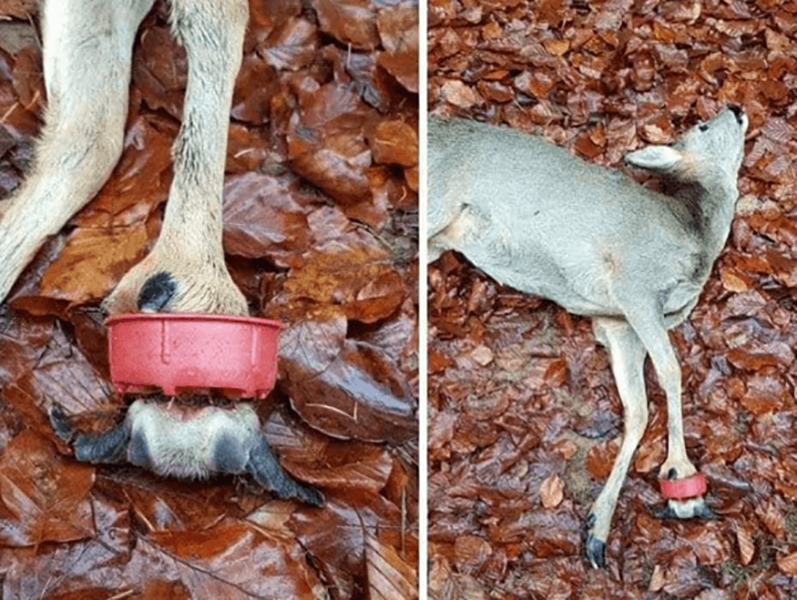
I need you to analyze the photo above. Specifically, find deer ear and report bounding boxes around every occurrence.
[624,146,682,172]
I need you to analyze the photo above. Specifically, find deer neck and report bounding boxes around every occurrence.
[664,173,738,256]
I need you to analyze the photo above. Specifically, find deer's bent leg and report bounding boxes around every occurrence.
[621,306,693,480]
[103,0,249,316]
[614,292,712,519]
[584,317,648,568]
[0,0,155,305]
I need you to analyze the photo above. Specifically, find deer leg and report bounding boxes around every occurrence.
[615,294,712,520]
[624,314,694,480]
[584,317,648,568]
[0,0,155,305]
[103,0,249,316]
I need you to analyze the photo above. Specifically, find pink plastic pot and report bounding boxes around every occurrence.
[659,472,707,500]
[107,314,282,398]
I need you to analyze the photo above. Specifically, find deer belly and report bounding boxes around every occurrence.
[463,229,617,316]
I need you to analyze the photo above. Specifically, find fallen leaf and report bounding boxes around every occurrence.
[648,564,666,592]
[737,522,756,566]
[365,533,419,599]
[279,317,416,443]
[778,551,797,576]
[0,430,95,546]
[540,474,564,508]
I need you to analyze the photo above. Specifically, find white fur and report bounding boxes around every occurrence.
[667,497,707,519]
[126,400,259,478]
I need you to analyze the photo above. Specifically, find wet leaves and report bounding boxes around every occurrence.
[0,0,36,20]
[0,430,95,546]
[33,115,176,305]
[365,533,419,599]
[0,0,417,596]
[222,172,311,267]
[429,0,797,598]
[147,518,324,597]
[279,317,416,443]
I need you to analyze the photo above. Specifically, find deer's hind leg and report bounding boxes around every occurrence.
[102,0,249,317]
[584,317,649,568]
[0,0,155,305]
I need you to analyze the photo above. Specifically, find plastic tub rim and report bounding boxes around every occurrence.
[106,313,283,330]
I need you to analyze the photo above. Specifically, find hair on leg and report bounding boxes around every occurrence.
[0,0,155,304]
[102,0,250,316]
[584,317,648,568]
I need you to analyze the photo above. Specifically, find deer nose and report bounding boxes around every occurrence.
[728,104,744,122]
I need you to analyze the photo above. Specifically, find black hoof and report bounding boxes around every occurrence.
[295,485,324,507]
[48,405,74,442]
[585,533,606,569]
[651,503,676,519]
[246,437,325,507]
[651,497,719,520]
[138,272,176,312]
[582,514,606,569]
[693,502,720,520]
[269,478,324,506]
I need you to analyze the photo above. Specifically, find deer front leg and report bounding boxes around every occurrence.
[103,0,249,317]
[616,294,714,521]
[0,0,155,305]
[584,317,648,568]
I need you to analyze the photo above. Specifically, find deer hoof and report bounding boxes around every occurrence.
[138,272,176,312]
[585,533,606,569]
[652,496,719,520]
[103,255,248,316]
[583,513,607,569]
[292,483,325,507]
[693,500,720,520]
[48,404,74,442]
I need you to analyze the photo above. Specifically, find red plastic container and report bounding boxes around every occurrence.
[659,472,707,500]
[107,314,282,398]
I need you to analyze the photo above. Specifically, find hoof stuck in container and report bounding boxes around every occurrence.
[107,314,282,398]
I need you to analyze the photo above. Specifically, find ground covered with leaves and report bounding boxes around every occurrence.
[428,0,797,598]
[0,0,419,598]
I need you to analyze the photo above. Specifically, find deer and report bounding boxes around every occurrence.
[0,0,321,505]
[428,106,748,568]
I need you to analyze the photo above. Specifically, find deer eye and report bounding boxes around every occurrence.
[699,124,709,132]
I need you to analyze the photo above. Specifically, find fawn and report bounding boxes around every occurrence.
[429,107,747,567]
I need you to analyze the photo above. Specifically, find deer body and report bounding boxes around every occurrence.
[429,108,747,567]
[430,117,736,320]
